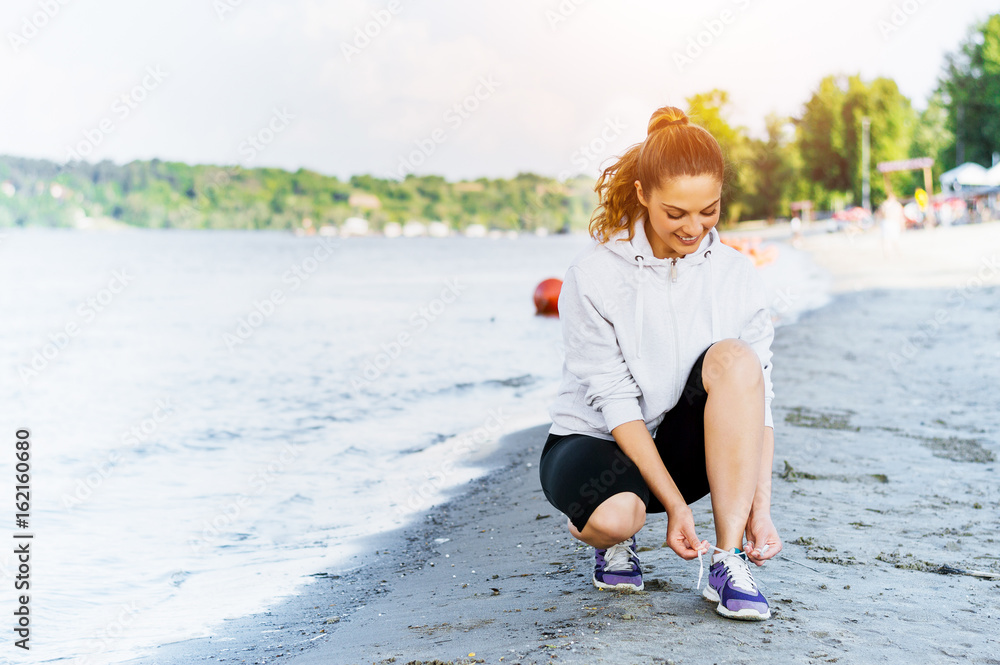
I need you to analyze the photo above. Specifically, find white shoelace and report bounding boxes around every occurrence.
[696,544,768,593]
[603,540,637,571]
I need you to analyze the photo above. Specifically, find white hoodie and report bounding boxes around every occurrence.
[548,219,774,440]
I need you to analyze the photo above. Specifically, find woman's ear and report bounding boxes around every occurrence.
[634,180,648,207]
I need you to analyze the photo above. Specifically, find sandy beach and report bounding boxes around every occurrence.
[126,222,1000,665]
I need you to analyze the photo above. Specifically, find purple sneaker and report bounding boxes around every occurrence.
[593,536,643,591]
[702,548,770,620]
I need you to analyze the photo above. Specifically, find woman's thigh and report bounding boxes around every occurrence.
[652,345,712,506]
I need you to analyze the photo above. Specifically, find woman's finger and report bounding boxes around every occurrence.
[669,535,700,560]
[746,536,781,564]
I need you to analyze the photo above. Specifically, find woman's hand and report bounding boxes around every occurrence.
[665,504,710,560]
[744,509,781,567]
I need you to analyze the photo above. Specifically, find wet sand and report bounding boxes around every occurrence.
[128,223,1000,665]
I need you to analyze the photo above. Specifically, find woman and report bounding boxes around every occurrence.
[539,106,782,621]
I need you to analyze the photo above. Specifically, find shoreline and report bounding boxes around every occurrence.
[124,223,1000,665]
[120,422,551,665]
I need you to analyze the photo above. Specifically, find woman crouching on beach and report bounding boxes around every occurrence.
[539,105,782,620]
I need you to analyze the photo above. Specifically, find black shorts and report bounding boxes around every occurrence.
[539,346,711,532]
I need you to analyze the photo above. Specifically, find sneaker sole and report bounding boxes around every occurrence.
[593,575,643,592]
[702,586,770,621]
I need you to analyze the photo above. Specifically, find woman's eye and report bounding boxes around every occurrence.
[667,213,683,220]
[701,209,717,216]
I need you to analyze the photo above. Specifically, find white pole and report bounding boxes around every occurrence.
[861,116,871,213]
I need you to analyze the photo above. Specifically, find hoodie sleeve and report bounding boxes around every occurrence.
[738,265,775,428]
[559,265,644,433]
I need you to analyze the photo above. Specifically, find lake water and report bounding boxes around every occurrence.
[0,228,827,663]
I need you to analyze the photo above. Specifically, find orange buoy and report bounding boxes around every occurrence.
[721,235,778,268]
[534,278,562,316]
[750,245,779,267]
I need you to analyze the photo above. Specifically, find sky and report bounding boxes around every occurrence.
[0,0,995,182]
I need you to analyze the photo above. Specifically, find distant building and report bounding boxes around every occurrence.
[383,221,402,238]
[341,217,370,236]
[402,220,427,237]
[427,221,450,237]
[348,192,382,209]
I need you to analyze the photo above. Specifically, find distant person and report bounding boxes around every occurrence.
[879,194,904,259]
[539,106,780,621]
[938,201,953,227]
[789,214,803,247]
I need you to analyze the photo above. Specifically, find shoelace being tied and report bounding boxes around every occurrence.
[695,544,767,593]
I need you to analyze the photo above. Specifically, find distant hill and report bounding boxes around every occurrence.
[0,155,597,233]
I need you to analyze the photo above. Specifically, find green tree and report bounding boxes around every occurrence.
[743,114,794,222]
[794,75,850,206]
[685,89,751,223]
[911,91,954,186]
[938,13,1000,168]
[842,75,916,203]
[794,74,916,208]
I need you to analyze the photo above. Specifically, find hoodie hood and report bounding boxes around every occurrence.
[603,218,720,358]
[605,216,718,267]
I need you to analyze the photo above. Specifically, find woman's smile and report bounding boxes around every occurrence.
[674,231,703,245]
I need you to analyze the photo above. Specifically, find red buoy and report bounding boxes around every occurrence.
[534,278,562,317]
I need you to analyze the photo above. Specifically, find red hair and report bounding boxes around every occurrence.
[589,106,725,243]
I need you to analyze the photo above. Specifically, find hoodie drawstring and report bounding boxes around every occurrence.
[707,249,720,342]
[634,255,644,359]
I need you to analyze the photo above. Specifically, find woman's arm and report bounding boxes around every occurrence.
[559,266,645,431]
[745,425,782,565]
[611,419,709,559]
[752,425,774,514]
[737,262,781,564]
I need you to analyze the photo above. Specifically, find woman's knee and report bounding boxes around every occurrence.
[581,492,646,542]
[702,339,763,392]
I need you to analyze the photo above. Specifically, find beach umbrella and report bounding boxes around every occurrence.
[940,162,989,190]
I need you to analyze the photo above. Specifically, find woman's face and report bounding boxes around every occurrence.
[634,174,722,260]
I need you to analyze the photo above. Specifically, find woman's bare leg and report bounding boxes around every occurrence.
[701,339,765,552]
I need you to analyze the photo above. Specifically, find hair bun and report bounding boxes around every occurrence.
[647,107,689,135]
